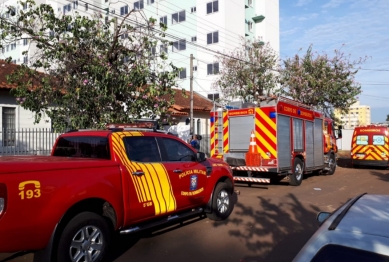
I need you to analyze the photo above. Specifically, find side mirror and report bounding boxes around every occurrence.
[316,212,331,224]
[197,152,206,162]
[336,126,343,139]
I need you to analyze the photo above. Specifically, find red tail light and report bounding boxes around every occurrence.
[0,183,7,219]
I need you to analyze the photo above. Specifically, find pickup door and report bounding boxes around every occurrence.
[112,133,206,225]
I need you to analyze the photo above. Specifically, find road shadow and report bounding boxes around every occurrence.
[105,191,238,261]
[213,193,320,262]
[337,157,353,168]
[369,170,389,182]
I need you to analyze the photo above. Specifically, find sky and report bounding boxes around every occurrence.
[279,0,389,123]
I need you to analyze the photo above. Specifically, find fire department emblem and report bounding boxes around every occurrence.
[190,175,198,191]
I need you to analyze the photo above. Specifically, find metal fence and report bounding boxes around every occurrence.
[0,129,212,157]
[0,128,63,156]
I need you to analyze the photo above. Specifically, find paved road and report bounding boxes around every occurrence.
[2,160,389,262]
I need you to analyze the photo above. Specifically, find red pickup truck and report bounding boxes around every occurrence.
[0,128,234,262]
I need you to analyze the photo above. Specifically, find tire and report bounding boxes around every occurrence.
[326,154,337,175]
[289,158,304,186]
[206,182,233,221]
[57,212,111,262]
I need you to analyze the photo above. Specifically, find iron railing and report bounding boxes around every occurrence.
[0,128,63,156]
[0,128,211,157]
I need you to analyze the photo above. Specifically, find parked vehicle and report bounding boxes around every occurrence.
[293,193,389,261]
[351,125,389,167]
[210,96,341,186]
[0,127,234,262]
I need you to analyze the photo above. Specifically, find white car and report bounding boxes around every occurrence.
[293,193,389,262]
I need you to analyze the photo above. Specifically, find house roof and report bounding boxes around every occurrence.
[0,61,215,115]
[0,60,18,89]
[167,89,215,116]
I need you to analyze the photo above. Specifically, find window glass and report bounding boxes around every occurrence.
[312,244,389,262]
[356,135,368,145]
[53,136,110,159]
[123,137,161,162]
[373,135,385,146]
[161,138,196,162]
[160,15,167,25]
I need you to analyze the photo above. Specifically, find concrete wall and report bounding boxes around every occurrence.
[336,129,354,151]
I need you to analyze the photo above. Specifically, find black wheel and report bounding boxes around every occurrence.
[326,154,336,175]
[57,212,111,262]
[206,182,233,221]
[289,158,304,186]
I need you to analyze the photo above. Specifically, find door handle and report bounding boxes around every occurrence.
[132,171,145,176]
[173,169,182,173]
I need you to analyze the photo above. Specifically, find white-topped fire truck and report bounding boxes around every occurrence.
[210,96,341,186]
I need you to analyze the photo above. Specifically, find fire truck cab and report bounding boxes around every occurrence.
[351,125,389,167]
[210,96,340,186]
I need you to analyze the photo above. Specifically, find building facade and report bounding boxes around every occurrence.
[335,101,371,129]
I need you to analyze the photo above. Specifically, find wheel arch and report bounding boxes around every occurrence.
[205,175,234,213]
[49,198,117,260]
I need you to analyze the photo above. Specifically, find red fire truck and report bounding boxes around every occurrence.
[210,96,340,186]
[351,125,389,167]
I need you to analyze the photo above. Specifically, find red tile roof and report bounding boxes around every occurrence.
[0,60,18,89]
[0,61,215,114]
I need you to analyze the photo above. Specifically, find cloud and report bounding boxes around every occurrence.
[321,0,349,9]
[295,0,312,7]
[297,13,318,21]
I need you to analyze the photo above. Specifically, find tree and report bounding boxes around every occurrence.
[212,38,280,102]
[279,45,366,114]
[0,0,180,131]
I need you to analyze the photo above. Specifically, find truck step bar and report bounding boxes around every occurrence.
[233,177,270,183]
[120,207,204,234]
[231,166,270,172]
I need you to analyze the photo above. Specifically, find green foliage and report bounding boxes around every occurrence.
[0,0,180,131]
[279,45,366,114]
[213,38,279,103]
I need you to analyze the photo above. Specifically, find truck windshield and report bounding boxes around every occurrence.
[52,136,110,159]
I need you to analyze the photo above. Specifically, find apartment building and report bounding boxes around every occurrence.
[334,101,371,129]
[1,0,279,96]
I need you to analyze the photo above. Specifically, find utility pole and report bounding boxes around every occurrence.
[189,54,194,136]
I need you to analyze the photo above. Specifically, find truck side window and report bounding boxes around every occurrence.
[160,138,196,162]
[123,136,161,162]
[53,136,110,159]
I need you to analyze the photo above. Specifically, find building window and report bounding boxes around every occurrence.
[160,44,168,54]
[6,45,9,52]
[134,0,144,10]
[207,31,219,44]
[10,43,16,50]
[172,39,186,52]
[248,21,253,32]
[2,107,16,146]
[193,66,197,71]
[206,0,218,14]
[23,56,28,64]
[147,0,155,4]
[248,0,253,7]
[120,5,128,16]
[23,39,28,46]
[160,15,167,25]
[191,6,196,13]
[172,10,186,24]
[73,1,78,9]
[23,2,28,10]
[191,36,197,42]
[207,62,219,75]
[85,3,88,11]
[63,4,71,14]
[179,68,187,79]
[149,46,156,56]
[121,33,128,39]
[197,119,201,135]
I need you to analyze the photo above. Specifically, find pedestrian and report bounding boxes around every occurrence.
[190,135,200,151]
